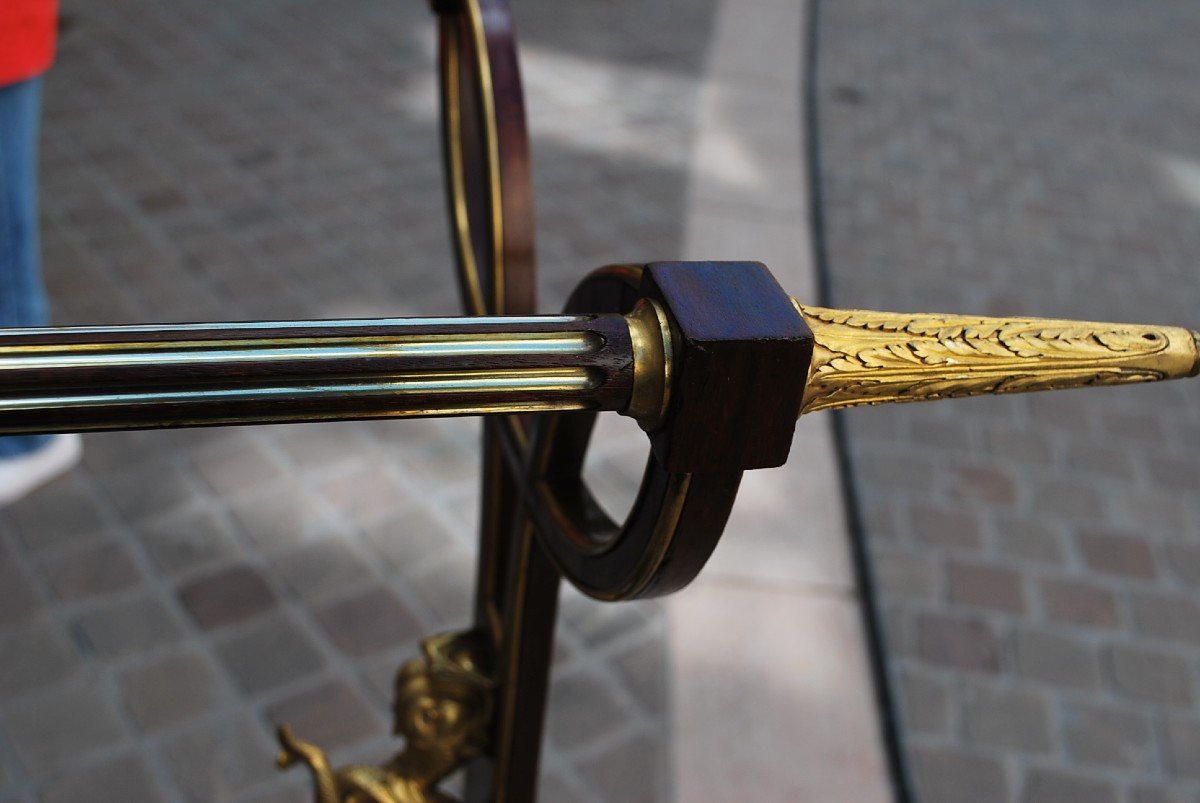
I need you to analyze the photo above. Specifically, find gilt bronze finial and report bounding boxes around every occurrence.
[794,303,1200,415]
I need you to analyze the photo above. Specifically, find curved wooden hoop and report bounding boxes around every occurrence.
[526,266,744,601]
[434,0,535,318]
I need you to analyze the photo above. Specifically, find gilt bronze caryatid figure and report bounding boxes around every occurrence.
[277,631,492,803]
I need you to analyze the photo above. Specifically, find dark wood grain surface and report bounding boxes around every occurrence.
[642,261,814,472]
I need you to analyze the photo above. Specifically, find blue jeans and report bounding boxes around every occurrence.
[0,78,52,458]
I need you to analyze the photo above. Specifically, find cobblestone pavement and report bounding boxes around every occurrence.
[817,2,1200,802]
[0,1,722,801]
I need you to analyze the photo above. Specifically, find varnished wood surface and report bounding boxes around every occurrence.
[642,261,814,472]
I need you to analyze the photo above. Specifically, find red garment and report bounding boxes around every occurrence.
[0,0,58,87]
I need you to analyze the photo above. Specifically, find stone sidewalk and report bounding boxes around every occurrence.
[817,2,1200,802]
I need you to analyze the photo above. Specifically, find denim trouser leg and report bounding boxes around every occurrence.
[0,78,52,458]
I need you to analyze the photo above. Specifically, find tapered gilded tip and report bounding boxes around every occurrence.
[796,305,1200,415]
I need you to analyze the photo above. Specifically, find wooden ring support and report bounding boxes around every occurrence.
[528,265,745,600]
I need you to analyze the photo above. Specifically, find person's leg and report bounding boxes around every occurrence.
[0,78,53,459]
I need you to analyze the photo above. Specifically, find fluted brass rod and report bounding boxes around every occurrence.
[795,303,1200,415]
[0,314,636,434]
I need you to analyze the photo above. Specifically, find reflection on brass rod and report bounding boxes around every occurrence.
[0,314,584,337]
[0,335,600,369]
[0,401,596,434]
[0,369,599,412]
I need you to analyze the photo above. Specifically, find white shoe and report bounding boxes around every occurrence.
[0,434,83,507]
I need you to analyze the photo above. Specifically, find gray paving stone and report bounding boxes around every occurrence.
[40,541,142,601]
[1013,628,1100,691]
[362,508,460,577]
[1020,768,1119,803]
[79,431,160,474]
[190,436,286,499]
[913,746,1008,803]
[916,614,1000,673]
[0,556,41,627]
[874,550,940,600]
[1162,716,1200,781]
[545,670,634,753]
[267,422,368,472]
[992,516,1066,566]
[315,465,408,527]
[577,730,665,803]
[1146,455,1200,493]
[948,465,1018,507]
[0,622,83,699]
[947,561,1025,614]
[398,549,474,626]
[160,714,277,803]
[963,685,1052,754]
[1062,702,1154,771]
[1039,578,1120,629]
[312,586,423,658]
[1129,591,1200,647]
[213,614,325,695]
[3,682,128,776]
[232,780,309,803]
[177,565,276,631]
[538,773,594,803]
[1163,543,1200,589]
[135,507,242,576]
[610,632,669,717]
[119,651,222,732]
[1130,784,1198,803]
[1076,529,1158,580]
[272,538,373,603]
[263,680,384,752]
[897,670,951,735]
[73,594,183,659]
[1035,483,1106,524]
[228,487,342,552]
[2,476,106,554]
[910,504,985,551]
[1105,645,1194,707]
[560,594,652,650]
[38,754,166,803]
[92,460,199,523]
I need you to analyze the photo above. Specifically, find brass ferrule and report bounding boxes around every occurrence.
[623,299,673,431]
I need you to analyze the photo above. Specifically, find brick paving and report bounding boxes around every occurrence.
[817,2,1200,801]
[0,1,723,801]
